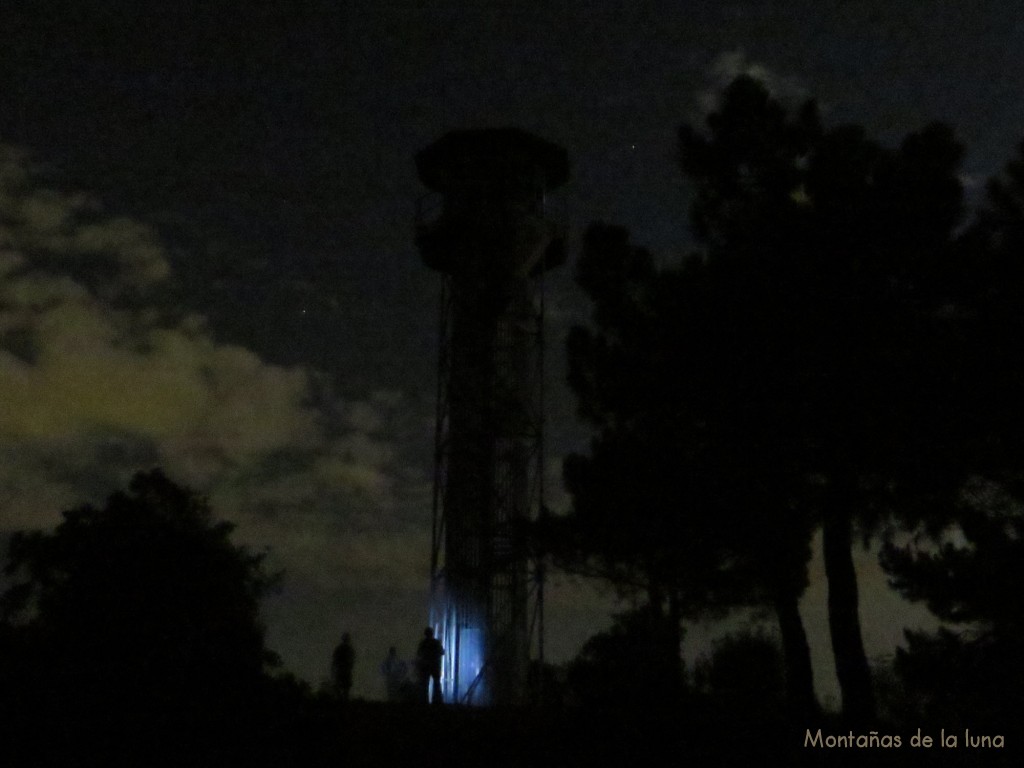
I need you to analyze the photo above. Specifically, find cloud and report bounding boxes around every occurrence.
[1,144,373,469]
[694,49,810,120]
[0,148,170,296]
[0,144,432,686]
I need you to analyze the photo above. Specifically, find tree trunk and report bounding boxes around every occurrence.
[823,509,875,723]
[774,588,819,718]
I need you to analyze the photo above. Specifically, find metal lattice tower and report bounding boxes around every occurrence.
[415,128,568,706]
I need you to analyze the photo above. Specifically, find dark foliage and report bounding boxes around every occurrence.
[557,74,996,726]
[0,468,280,730]
[875,140,1024,735]
[564,607,686,709]
[881,480,1024,729]
[692,630,786,713]
[677,76,971,724]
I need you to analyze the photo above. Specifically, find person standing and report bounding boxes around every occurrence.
[415,627,444,704]
[332,632,355,702]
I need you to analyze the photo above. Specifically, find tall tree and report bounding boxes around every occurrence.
[877,139,1024,728]
[679,76,966,723]
[557,220,820,714]
[557,80,826,717]
[557,226,708,700]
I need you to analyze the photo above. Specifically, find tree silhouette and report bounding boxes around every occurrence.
[945,138,1024,485]
[693,630,786,713]
[878,140,1024,730]
[555,220,819,715]
[555,224,732,704]
[564,606,685,709]
[0,468,280,722]
[558,75,971,724]
[555,83,827,716]
[881,479,1024,727]
[677,76,966,723]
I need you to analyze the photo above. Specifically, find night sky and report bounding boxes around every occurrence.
[2,0,1022,703]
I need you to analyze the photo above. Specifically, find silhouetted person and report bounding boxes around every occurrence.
[381,646,409,702]
[332,632,355,701]
[416,627,444,704]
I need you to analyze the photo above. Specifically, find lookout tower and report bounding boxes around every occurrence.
[415,128,568,706]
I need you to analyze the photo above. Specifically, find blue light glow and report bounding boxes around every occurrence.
[457,626,486,705]
[436,611,489,705]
